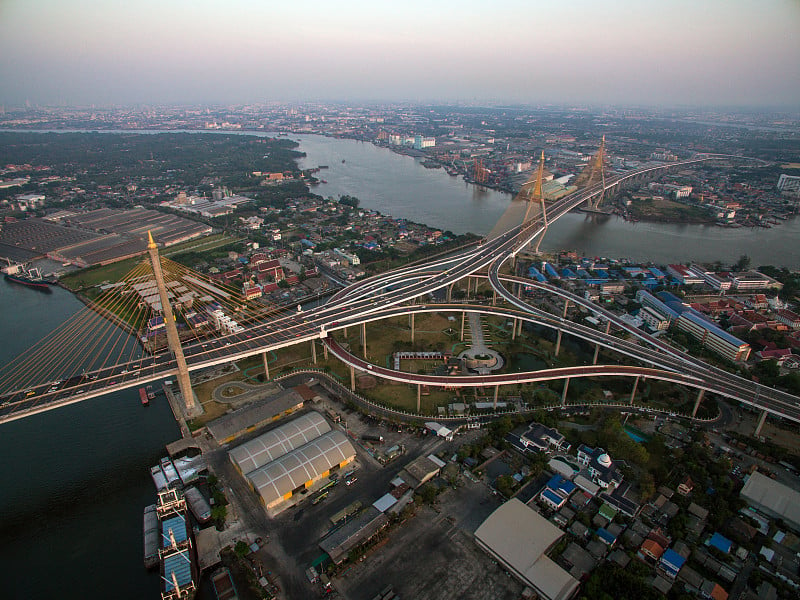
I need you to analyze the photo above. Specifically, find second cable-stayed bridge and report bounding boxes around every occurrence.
[2,152,796,430]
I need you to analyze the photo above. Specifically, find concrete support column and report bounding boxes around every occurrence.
[323,342,328,360]
[517,283,523,299]
[466,277,471,299]
[555,329,562,357]
[460,311,466,342]
[447,283,453,303]
[517,318,523,337]
[692,389,705,418]
[311,340,317,364]
[492,291,497,306]
[493,385,499,410]
[605,321,611,334]
[417,384,421,413]
[592,343,600,365]
[350,366,355,391]
[562,299,570,318]
[361,322,367,358]
[512,318,517,341]
[262,351,270,381]
[410,313,415,343]
[754,410,768,437]
[630,375,640,404]
[561,378,570,406]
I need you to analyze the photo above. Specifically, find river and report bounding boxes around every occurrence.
[290,134,800,268]
[1,128,797,599]
[0,282,178,599]
[7,128,798,266]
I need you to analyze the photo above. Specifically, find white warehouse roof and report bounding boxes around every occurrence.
[229,411,330,474]
[247,430,355,508]
[474,499,579,600]
[740,471,800,532]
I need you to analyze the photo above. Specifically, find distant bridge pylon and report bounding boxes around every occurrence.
[521,151,548,253]
[575,136,607,210]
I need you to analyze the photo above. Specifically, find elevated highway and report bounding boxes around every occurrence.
[3,154,797,429]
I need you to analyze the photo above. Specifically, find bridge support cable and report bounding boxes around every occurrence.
[0,259,154,393]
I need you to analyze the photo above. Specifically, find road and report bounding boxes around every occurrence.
[3,154,798,428]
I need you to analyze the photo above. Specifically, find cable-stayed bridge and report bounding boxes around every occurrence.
[2,149,796,431]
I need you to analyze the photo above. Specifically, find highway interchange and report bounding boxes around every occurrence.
[2,154,799,428]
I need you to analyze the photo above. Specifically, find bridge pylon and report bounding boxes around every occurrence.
[147,231,202,417]
[520,151,548,253]
[579,136,607,210]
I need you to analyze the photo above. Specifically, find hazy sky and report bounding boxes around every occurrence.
[1,0,798,108]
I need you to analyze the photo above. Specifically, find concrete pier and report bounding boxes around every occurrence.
[692,389,705,418]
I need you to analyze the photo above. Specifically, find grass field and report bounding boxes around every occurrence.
[59,233,240,292]
[60,256,144,291]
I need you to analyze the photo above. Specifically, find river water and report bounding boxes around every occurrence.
[0,282,178,600]
[1,128,797,599]
[291,134,800,268]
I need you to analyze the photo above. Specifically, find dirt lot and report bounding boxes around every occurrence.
[333,479,523,600]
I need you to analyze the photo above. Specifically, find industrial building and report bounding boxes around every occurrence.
[636,290,681,323]
[319,506,389,564]
[207,389,306,444]
[245,431,355,510]
[229,411,331,473]
[675,310,751,362]
[228,412,354,511]
[740,471,800,533]
[474,499,579,600]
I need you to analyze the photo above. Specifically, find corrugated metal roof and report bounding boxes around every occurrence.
[228,411,330,473]
[542,489,566,506]
[161,514,188,545]
[163,549,193,590]
[247,430,355,507]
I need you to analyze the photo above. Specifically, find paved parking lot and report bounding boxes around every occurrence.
[333,479,522,600]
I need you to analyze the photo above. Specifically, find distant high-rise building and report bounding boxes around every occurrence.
[413,135,435,150]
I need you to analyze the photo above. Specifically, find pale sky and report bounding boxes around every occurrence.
[1,0,798,108]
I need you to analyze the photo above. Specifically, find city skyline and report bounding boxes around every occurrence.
[1,0,799,109]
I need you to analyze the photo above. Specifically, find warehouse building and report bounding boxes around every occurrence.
[209,389,306,444]
[228,411,330,474]
[740,471,800,533]
[475,499,579,600]
[246,430,355,510]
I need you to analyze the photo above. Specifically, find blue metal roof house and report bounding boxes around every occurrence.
[708,532,732,554]
[596,527,617,546]
[659,548,686,578]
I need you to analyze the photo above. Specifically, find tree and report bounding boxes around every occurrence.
[495,475,516,498]
[234,540,250,558]
[735,254,751,271]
